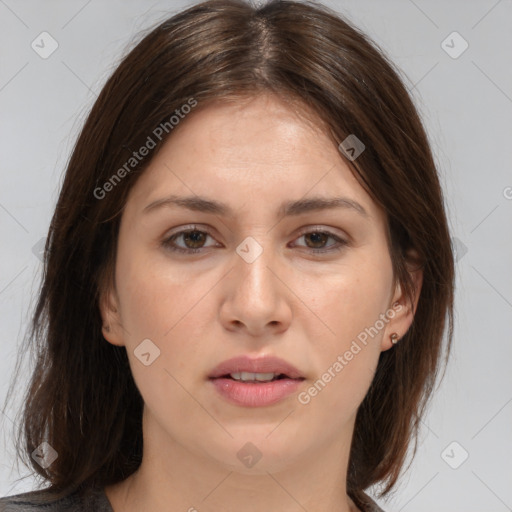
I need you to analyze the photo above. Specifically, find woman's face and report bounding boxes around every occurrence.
[101,93,417,475]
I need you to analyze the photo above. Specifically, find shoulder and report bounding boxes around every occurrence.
[0,486,113,512]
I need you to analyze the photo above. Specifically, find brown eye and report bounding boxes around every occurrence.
[162,227,217,254]
[293,229,348,254]
[304,232,329,249]
[162,226,347,256]
[179,230,208,249]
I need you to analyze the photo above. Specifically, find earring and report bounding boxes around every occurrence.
[390,333,399,345]
[103,325,111,333]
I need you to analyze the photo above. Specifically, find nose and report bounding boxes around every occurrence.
[219,240,293,337]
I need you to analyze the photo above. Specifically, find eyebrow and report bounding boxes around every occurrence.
[143,194,368,218]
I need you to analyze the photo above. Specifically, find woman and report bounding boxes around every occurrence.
[0,0,454,510]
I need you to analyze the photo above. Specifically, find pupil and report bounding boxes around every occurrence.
[306,232,327,248]
[184,230,205,248]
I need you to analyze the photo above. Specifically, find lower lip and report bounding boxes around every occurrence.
[209,377,304,407]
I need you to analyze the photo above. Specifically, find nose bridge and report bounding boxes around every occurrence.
[219,230,294,335]
[234,234,277,300]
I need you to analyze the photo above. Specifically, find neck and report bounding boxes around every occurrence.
[105,406,361,512]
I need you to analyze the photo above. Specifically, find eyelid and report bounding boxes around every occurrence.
[290,226,348,251]
[163,224,219,249]
[162,224,349,254]
[294,224,347,239]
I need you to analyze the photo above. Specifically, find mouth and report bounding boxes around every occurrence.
[211,372,303,383]
[208,355,305,380]
[208,356,306,407]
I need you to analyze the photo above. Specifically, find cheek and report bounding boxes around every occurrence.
[113,251,203,401]
[115,235,189,336]
[316,255,393,344]
[301,253,393,408]
[117,267,169,339]
[115,243,217,371]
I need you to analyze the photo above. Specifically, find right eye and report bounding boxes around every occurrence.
[162,226,219,254]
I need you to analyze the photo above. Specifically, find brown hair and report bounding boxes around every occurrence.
[2,0,454,508]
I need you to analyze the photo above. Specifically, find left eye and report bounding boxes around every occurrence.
[162,227,347,254]
[292,230,347,253]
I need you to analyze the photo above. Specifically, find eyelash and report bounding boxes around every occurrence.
[161,225,348,255]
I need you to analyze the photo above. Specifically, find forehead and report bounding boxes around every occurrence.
[123,94,381,222]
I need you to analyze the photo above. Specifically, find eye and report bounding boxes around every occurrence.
[161,225,348,255]
[291,228,348,254]
[162,225,218,254]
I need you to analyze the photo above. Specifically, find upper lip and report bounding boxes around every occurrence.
[209,355,305,380]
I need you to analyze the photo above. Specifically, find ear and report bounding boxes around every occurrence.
[98,279,126,347]
[381,249,423,351]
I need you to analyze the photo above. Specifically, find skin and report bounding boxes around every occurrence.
[101,93,422,512]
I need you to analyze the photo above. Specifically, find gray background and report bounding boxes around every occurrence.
[1,0,511,511]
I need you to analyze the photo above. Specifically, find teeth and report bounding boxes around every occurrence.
[230,372,279,382]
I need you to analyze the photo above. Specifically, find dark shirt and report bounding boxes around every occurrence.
[0,486,386,511]
[0,486,113,511]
